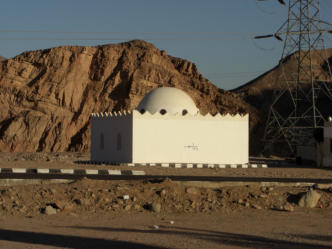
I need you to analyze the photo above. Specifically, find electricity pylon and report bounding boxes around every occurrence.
[256,0,332,155]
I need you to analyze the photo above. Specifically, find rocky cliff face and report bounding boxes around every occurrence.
[0,40,256,152]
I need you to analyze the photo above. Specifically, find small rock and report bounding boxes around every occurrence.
[55,200,66,210]
[123,195,130,200]
[160,189,167,197]
[313,183,332,190]
[252,204,262,210]
[245,202,250,208]
[134,204,141,210]
[44,205,57,215]
[283,203,294,212]
[124,205,131,211]
[112,204,120,209]
[237,199,243,204]
[49,189,56,195]
[152,225,159,229]
[63,203,75,211]
[186,187,199,195]
[73,198,89,205]
[259,194,268,198]
[298,189,321,208]
[151,202,161,213]
[268,187,274,191]
[18,205,27,213]
[260,187,267,192]
[169,220,175,225]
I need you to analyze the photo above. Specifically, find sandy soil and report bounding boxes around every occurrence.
[0,153,332,248]
[0,209,331,249]
[0,177,331,248]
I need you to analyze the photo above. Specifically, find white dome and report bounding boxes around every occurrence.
[136,87,199,115]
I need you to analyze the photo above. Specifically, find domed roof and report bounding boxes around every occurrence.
[136,87,199,115]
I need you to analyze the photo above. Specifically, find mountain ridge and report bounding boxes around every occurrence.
[0,40,259,152]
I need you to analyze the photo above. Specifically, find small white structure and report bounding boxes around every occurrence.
[297,118,332,167]
[90,87,249,165]
[317,119,332,167]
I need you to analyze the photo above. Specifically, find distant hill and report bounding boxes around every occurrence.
[232,48,332,154]
[233,48,332,113]
[0,55,6,62]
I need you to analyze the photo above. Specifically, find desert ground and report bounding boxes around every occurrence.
[0,153,332,248]
[0,209,331,249]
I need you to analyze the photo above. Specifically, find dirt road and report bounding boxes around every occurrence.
[0,209,331,249]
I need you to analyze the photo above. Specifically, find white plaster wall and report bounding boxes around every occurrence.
[323,123,332,167]
[323,137,332,167]
[296,145,316,161]
[324,127,332,138]
[132,113,248,164]
[91,115,133,163]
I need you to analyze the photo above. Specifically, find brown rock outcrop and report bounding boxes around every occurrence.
[0,40,256,152]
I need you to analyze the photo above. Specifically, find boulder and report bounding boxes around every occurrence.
[298,189,321,208]
[151,202,161,213]
[185,187,200,196]
[44,205,57,215]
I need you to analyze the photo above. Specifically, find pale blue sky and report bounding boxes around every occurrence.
[1,0,332,89]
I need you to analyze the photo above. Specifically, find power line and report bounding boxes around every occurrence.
[0,30,263,36]
[0,29,281,41]
[252,39,277,51]
[254,0,279,15]
[0,37,254,41]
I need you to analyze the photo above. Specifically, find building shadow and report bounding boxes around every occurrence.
[0,228,168,249]
[250,157,332,170]
[73,160,118,165]
[283,234,332,242]
[68,225,332,249]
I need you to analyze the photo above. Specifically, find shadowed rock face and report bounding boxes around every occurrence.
[0,40,257,152]
[233,49,332,113]
[232,49,332,154]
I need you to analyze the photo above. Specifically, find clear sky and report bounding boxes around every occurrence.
[1,0,332,90]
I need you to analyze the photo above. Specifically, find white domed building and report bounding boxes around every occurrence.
[90,87,248,165]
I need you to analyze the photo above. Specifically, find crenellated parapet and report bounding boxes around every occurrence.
[90,111,132,119]
[90,110,248,121]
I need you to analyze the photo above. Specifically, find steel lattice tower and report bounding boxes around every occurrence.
[262,0,332,154]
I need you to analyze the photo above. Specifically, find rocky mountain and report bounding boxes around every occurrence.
[0,40,258,152]
[234,49,332,113]
[233,49,332,154]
